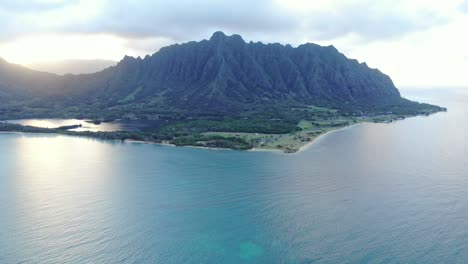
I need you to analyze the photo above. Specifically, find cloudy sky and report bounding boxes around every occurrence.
[0,0,467,87]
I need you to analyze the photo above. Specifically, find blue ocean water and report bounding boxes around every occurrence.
[0,88,467,263]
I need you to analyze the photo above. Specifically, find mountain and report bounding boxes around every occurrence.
[0,32,442,120]
[26,59,117,75]
[0,58,61,101]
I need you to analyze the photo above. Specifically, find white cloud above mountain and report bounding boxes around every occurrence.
[0,0,467,86]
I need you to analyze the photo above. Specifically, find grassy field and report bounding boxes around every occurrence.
[203,118,358,153]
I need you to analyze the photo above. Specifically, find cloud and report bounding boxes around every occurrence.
[68,0,450,43]
[0,0,79,12]
[73,0,294,42]
[0,0,101,41]
[297,1,448,41]
[460,0,468,12]
[0,0,454,44]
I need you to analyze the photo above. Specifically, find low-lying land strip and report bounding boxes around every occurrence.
[0,104,445,153]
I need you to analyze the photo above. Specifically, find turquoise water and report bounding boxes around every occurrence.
[0,88,467,263]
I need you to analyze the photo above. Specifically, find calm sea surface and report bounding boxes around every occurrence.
[0,88,467,263]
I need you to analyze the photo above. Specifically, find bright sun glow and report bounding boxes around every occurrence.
[0,34,132,64]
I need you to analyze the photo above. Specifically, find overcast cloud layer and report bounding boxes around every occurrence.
[0,0,452,41]
[461,0,468,12]
[0,0,467,86]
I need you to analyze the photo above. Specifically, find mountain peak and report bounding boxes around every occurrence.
[209,31,245,44]
[210,31,227,41]
[122,55,135,61]
[118,55,138,66]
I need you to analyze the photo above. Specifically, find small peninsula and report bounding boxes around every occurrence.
[0,106,443,153]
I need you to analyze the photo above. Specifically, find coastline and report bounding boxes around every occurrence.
[125,139,239,152]
[0,130,303,153]
[294,123,362,153]
[128,121,364,153]
[0,111,443,154]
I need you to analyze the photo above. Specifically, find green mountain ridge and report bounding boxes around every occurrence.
[0,32,443,121]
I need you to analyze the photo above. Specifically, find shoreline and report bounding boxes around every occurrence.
[125,139,240,152]
[123,121,365,154]
[294,122,363,153]
[0,111,443,154]
[0,130,293,153]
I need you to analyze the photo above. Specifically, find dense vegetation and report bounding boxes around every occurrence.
[160,118,302,135]
[171,135,252,150]
[0,122,55,133]
[0,122,254,151]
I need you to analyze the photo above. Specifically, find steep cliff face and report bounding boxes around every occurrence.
[0,32,419,117]
[75,31,403,112]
